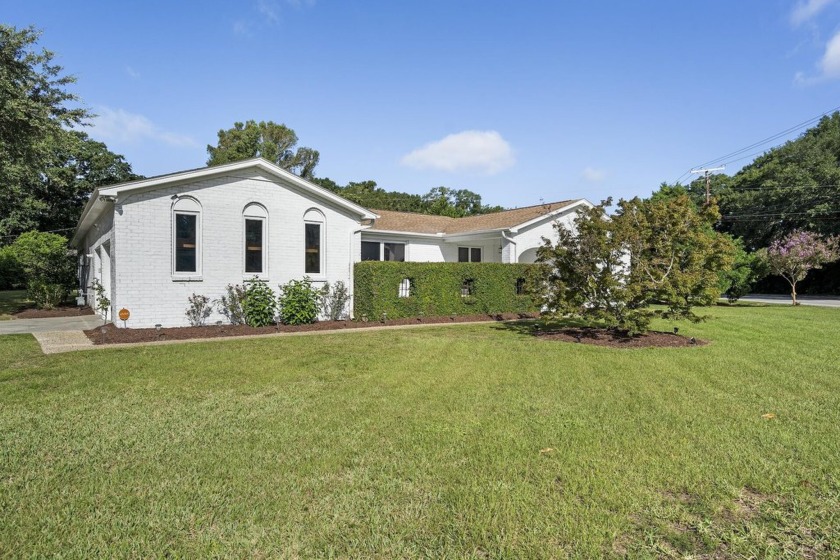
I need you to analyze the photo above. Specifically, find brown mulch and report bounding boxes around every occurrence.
[13,305,95,319]
[535,327,708,348]
[84,312,540,345]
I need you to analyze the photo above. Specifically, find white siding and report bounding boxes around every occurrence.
[510,208,580,263]
[112,169,361,328]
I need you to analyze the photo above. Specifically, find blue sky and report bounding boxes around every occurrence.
[8,1,840,207]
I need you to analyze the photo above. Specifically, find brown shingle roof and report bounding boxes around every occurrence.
[368,200,579,235]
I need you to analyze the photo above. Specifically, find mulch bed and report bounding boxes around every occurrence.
[84,312,540,345]
[13,305,95,319]
[535,327,708,348]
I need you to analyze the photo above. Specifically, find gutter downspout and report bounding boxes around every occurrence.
[501,230,516,264]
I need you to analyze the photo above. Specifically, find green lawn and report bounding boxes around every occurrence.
[0,290,29,320]
[1,306,839,558]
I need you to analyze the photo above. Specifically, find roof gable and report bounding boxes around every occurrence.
[71,158,376,246]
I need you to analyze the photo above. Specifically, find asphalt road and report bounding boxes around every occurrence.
[738,294,840,308]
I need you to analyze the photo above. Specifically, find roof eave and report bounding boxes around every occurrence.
[508,199,592,233]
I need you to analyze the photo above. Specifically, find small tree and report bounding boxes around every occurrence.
[528,199,649,332]
[763,230,840,305]
[529,195,736,334]
[6,231,76,308]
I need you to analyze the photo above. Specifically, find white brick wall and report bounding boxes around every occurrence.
[106,169,362,328]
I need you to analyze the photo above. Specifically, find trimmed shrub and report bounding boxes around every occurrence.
[242,281,277,327]
[185,293,212,326]
[320,281,350,321]
[354,262,538,320]
[278,278,320,325]
[26,280,66,310]
[217,284,247,325]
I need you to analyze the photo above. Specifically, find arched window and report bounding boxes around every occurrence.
[172,196,201,276]
[243,203,268,277]
[399,278,414,298]
[303,209,325,275]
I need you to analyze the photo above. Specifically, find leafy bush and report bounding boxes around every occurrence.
[718,239,767,303]
[355,262,537,320]
[6,231,75,292]
[242,281,277,327]
[217,284,247,325]
[185,293,212,326]
[26,280,66,310]
[278,278,320,325]
[320,281,350,321]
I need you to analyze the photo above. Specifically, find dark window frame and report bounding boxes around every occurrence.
[244,217,265,274]
[174,212,199,274]
[305,222,322,275]
[458,246,482,263]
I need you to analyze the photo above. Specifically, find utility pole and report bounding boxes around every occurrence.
[689,166,726,205]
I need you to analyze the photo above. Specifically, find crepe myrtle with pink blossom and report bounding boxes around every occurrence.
[763,230,840,305]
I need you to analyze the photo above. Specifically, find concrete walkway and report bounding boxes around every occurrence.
[0,315,104,335]
[33,330,95,354]
[739,294,840,308]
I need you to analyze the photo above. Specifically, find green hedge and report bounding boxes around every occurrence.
[354,262,538,319]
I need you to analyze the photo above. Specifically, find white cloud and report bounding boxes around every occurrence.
[791,0,835,26]
[795,29,840,84]
[581,166,606,183]
[400,130,515,175]
[91,107,196,148]
[819,30,840,77]
[124,66,140,79]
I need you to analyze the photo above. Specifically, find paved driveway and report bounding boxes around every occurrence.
[739,294,840,308]
[0,315,104,335]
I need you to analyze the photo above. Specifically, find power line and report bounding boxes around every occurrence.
[674,103,840,183]
[0,226,76,242]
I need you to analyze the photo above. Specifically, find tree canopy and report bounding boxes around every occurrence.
[529,194,736,333]
[313,178,504,217]
[206,120,320,179]
[0,25,139,242]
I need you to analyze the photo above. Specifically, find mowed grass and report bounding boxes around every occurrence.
[1,306,839,558]
[0,290,28,320]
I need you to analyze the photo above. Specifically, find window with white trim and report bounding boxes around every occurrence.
[458,246,482,262]
[361,241,380,261]
[398,278,414,298]
[243,204,268,276]
[360,241,405,261]
[384,242,405,262]
[172,197,201,276]
[303,209,325,275]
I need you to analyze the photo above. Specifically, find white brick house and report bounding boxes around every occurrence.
[72,158,592,327]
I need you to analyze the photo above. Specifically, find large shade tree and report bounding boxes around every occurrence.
[0,25,139,241]
[206,120,320,178]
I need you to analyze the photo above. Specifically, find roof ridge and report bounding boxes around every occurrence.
[369,199,576,221]
[367,208,456,219]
